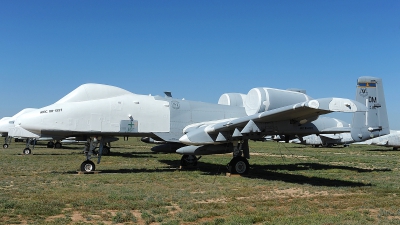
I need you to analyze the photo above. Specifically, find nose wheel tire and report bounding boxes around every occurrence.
[80,160,95,172]
[23,148,32,155]
[3,144,8,149]
[227,157,249,174]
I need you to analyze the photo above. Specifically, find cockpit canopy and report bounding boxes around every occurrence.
[55,83,133,104]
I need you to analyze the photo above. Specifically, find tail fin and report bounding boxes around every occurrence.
[351,76,390,141]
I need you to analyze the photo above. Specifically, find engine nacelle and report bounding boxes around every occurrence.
[218,93,246,107]
[244,88,312,116]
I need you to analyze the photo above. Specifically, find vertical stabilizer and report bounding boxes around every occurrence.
[351,76,390,142]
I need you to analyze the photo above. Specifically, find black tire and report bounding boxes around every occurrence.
[47,142,54,148]
[227,157,249,174]
[102,146,110,155]
[80,160,95,172]
[54,142,62,149]
[3,144,8,149]
[23,148,31,155]
[394,147,398,151]
[180,155,198,167]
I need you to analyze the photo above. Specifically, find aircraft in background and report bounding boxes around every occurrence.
[290,132,353,147]
[0,108,93,154]
[14,76,386,174]
[0,108,38,149]
[356,130,400,150]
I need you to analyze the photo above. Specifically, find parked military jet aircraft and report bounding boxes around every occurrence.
[290,132,353,147]
[14,76,387,174]
[357,130,400,150]
[0,108,38,149]
[1,108,98,153]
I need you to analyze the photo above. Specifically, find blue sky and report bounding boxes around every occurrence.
[1,0,399,129]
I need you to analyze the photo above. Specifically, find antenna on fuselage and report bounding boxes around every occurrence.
[164,91,172,97]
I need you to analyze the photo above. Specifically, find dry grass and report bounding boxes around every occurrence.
[1,138,400,224]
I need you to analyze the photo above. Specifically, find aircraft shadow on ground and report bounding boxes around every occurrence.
[106,151,156,158]
[24,150,155,158]
[155,160,388,187]
[366,148,400,152]
[58,159,389,187]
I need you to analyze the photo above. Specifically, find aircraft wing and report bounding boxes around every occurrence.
[180,98,367,145]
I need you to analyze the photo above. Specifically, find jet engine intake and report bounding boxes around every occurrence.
[218,93,246,107]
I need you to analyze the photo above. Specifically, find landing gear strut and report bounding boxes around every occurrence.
[80,137,109,172]
[227,140,250,174]
[3,136,12,149]
[22,138,36,155]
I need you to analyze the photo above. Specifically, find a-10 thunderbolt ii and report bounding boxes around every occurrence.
[289,132,354,147]
[0,108,66,152]
[14,76,388,174]
[0,108,38,149]
[356,130,400,150]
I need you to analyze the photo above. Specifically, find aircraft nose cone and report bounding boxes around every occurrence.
[14,111,39,133]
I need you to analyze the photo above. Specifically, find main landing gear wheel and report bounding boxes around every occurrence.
[227,157,249,174]
[54,142,62,149]
[23,148,32,155]
[102,146,111,155]
[180,155,198,167]
[47,142,54,148]
[3,144,8,149]
[80,160,95,172]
